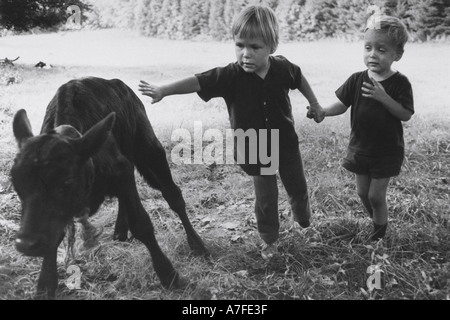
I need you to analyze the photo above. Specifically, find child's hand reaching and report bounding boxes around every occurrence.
[138,80,164,104]
[307,103,326,123]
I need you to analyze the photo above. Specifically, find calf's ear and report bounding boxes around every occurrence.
[13,109,34,148]
[74,112,116,163]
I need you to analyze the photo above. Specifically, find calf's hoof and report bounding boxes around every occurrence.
[188,235,210,257]
[160,271,187,289]
[34,290,55,300]
[113,231,128,242]
[190,242,210,257]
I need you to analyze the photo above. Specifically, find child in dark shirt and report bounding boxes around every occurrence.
[314,15,414,241]
[139,5,323,259]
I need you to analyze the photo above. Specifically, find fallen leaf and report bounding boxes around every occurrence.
[223,222,239,230]
[321,276,335,286]
[230,235,242,243]
[390,278,398,286]
[235,270,248,278]
[200,216,214,227]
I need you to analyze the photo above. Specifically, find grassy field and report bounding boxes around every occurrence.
[0,30,449,301]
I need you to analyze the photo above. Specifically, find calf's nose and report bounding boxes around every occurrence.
[15,235,45,256]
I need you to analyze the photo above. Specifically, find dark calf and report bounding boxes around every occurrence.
[11,77,208,299]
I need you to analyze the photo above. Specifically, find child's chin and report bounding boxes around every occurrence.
[239,64,255,73]
[367,67,381,74]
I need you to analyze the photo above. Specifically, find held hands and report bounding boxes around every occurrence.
[138,80,164,104]
[307,103,326,123]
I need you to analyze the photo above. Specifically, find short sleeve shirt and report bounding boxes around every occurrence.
[336,70,414,157]
[195,55,303,175]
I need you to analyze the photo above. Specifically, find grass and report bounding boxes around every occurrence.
[0,30,449,300]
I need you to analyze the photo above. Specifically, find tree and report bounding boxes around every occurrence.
[420,0,450,39]
[396,0,434,41]
[223,0,249,37]
[290,0,340,40]
[136,0,165,37]
[180,0,211,38]
[156,0,182,38]
[333,0,373,39]
[13,0,445,41]
[276,0,305,41]
[117,0,139,29]
[0,0,91,31]
[208,0,228,40]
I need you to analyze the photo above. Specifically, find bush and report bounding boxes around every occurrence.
[133,0,450,41]
[2,0,449,41]
[0,0,92,32]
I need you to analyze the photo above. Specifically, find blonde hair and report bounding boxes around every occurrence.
[366,15,409,54]
[232,5,279,54]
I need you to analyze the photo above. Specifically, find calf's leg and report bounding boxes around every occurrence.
[113,204,129,242]
[36,234,64,299]
[160,183,209,256]
[37,253,58,299]
[134,138,209,256]
[116,161,183,288]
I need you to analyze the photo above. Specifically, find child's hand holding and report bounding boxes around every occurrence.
[138,80,164,104]
[307,103,326,123]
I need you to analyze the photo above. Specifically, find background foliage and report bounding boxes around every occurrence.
[1,0,449,41]
[89,0,450,41]
[0,0,91,31]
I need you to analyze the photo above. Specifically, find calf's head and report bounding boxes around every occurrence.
[11,110,115,257]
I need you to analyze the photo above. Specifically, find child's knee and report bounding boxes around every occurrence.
[368,192,386,209]
[357,189,369,201]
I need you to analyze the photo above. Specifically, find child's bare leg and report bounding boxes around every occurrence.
[368,178,390,240]
[356,174,374,218]
[368,178,390,225]
[356,175,390,240]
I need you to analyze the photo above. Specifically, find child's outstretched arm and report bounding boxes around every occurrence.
[299,74,325,123]
[139,76,201,104]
